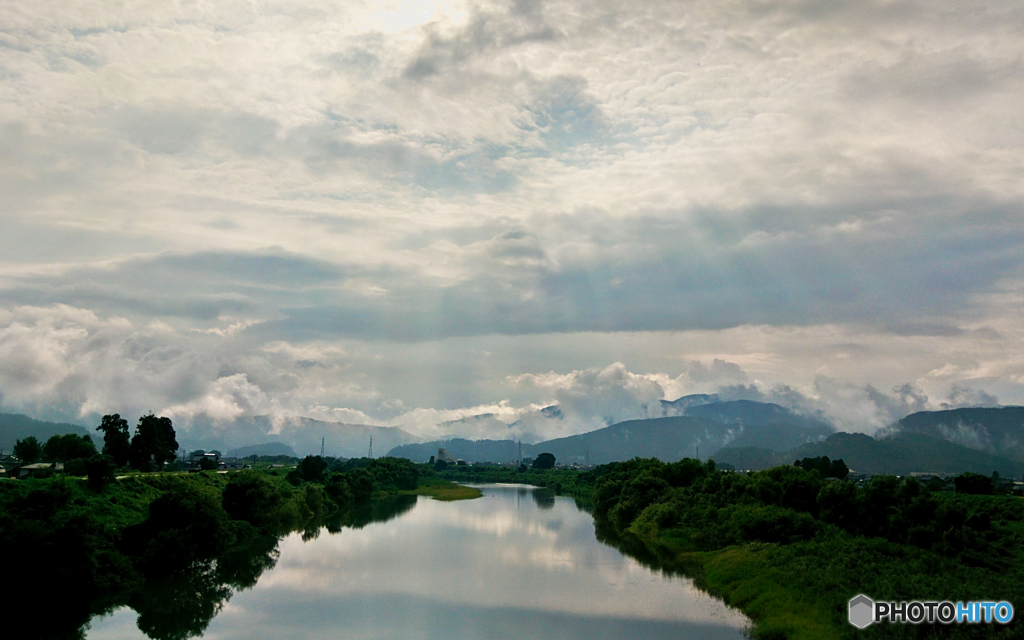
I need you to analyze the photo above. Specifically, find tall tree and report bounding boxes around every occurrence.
[129,414,179,470]
[13,436,42,464]
[96,414,131,467]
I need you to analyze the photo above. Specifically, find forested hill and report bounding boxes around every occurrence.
[714,432,1023,476]
[0,413,95,451]
[890,406,1024,461]
[527,416,733,465]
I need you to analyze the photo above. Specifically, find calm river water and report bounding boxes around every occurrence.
[88,484,749,639]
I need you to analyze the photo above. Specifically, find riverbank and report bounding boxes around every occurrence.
[443,461,1024,639]
[0,458,478,640]
[584,458,1024,640]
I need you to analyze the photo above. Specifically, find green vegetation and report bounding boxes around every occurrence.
[400,475,484,501]
[0,453,477,640]
[573,458,1024,639]
[532,452,556,469]
[794,455,848,480]
[13,434,42,463]
[43,433,98,463]
[717,432,1022,477]
[127,414,179,471]
[96,414,131,466]
[436,463,590,498]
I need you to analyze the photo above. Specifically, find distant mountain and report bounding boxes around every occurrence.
[723,421,833,452]
[183,416,422,458]
[684,399,831,431]
[889,407,1024,461]
[713,432,1023,476]
[0,413,96,452]
[227,442,297,459]
[388,438,521,464]
[524,416,733,465]
[387,417,739,464]
[505,405,564,443]
[659,394,719,415]
[386,400,837,465]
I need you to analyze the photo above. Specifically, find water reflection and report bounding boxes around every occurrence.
[531,487,556,509]
[86,496,420,640]
[90,486,748,640]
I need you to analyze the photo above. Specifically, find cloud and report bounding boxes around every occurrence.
[3,0,1024,440]
[944,384,1000,409]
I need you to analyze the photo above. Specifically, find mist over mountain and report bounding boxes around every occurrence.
[227,442,297,459]
[885,407,1024,462]
[659,394,720,415]
[173,416,421,458]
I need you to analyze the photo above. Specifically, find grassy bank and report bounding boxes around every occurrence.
[581,458,1024,639]
[399,476,483,501]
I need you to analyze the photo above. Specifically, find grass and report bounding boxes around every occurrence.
[690,544,840,640]
[629,528,841,640]
[399,476,483,501]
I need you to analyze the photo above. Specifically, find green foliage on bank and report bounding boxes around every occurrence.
[0,456,474,640]
[578,458,1024,639]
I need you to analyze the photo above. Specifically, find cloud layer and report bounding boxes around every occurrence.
[1,0,1023,442]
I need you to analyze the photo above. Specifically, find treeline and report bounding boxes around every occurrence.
[574,458,1024,639]
[10,413,180,481]
[0,456,431,640]
[437,463,586,496]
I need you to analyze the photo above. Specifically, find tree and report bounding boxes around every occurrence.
[43,434,97,462]
[287,456,328,484]
[129,414,179,471]
[794,456,848,480]
[13,436,42,464]
[954,472,994,495]
[85,455,116,489]
[96,414,131,467]
[532,452,556,469]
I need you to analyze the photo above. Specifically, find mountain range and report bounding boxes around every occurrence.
[714,431,1022,477]
[884,407,1024,462]
[0,413,97,452]
[387,399,834,464]
[5,399,1023,475]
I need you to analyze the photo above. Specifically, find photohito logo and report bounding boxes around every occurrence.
[849,594,1014,628]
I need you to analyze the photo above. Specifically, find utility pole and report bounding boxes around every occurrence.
[696,445,699,460]
[320,437,325,458]
[368,435,373,459]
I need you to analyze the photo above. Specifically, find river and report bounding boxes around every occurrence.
[88,484,750,639]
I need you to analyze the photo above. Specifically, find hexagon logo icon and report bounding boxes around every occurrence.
[849,594,874,629]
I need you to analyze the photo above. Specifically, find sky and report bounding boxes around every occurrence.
[1,0,1023,443]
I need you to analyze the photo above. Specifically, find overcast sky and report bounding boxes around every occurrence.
[2,0,1023,441]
